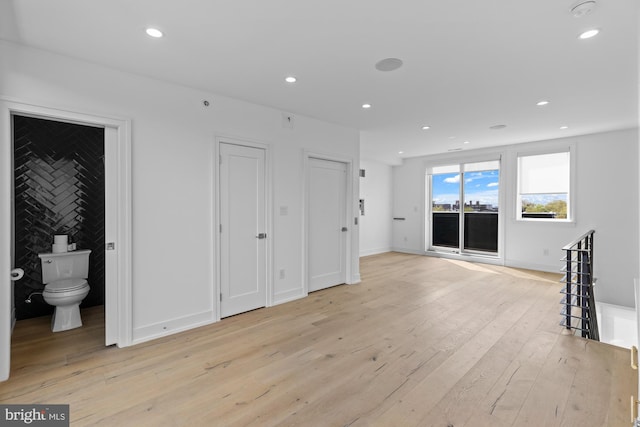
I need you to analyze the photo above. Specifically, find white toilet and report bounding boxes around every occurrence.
[38,249,91,332]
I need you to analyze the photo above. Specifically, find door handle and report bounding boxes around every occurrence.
[341,227,348,232]
[256,233,267,239]
[10,268,24,281]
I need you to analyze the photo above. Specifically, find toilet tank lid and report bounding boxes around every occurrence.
[38,249,92,258]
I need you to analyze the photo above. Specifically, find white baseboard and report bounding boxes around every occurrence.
[425,250,504,266]
[273,288,306,306]
[132,310,215,345]
[504,259,558,273]
[359,247,392,257]
[390,247,425,255]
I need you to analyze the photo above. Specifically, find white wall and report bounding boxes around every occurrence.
[392,128,639,308]
[0,40,360,343]
[392,157,426,253]
[358,160,392,256]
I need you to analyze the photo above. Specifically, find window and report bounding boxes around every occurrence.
[517,150,571,221]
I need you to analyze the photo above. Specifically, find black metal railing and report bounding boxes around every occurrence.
[560,230,599,340]
[431,212,498,252]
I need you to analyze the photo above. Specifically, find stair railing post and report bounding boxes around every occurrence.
[565,248,572,331]
[587,232,599,340]
[578,240,585,337]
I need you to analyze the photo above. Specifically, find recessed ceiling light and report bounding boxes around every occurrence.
[421,126,431,130]
[463,141,470,144]
[536,100,550,106]
[285,76,297,83]
[560,125,569,129]
[579,28,600,39]
[362,103,372,109]
[145,28,164,38]
[398,151,404,154]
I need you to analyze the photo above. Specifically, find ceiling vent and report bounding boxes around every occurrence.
[571,1,597,18]
[375,58,403,72]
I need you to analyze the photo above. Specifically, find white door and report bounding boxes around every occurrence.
[104,127,118,346]
[219,143,267,318]
[308,158,347,292]
[0,109,12,380]
[636,280,640,421]
[0,253,16,381]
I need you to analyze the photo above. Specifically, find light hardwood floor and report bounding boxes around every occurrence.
[1,252,636,426]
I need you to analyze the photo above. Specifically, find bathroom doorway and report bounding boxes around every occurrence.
[1,100,132,381]
[13,115,105,322]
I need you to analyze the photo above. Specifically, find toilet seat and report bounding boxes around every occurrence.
[45,278,88,293]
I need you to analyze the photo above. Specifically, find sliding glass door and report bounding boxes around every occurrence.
[429,160,500,255]
[431,165,460,249]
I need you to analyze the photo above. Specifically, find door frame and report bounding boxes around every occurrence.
[0,98,133,380]
[302,151,356,294]
[214,136,272,321]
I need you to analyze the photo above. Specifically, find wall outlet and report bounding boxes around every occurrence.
[279,269,285,279]
[543,248,549,256]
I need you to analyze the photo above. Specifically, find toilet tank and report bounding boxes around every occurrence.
[38,249,92,284]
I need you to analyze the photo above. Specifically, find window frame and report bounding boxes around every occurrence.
[426,157,502,256]
[515,145,576,223]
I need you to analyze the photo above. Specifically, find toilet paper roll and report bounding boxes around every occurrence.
[54,235,68,246]
[52,243,68,253]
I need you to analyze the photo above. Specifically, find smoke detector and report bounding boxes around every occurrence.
[571,1,597,18]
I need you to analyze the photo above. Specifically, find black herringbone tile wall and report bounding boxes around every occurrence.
[13,115,105,321]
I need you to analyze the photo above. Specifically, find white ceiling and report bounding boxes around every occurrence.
[1,0,637,164]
